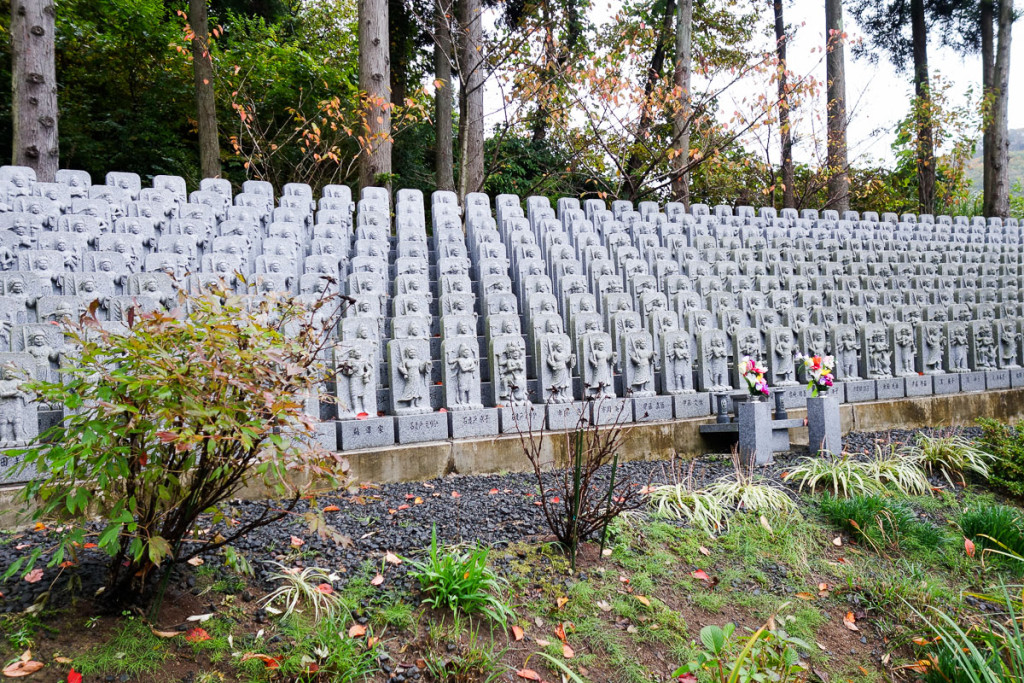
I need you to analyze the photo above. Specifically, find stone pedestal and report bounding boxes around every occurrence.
[312,421,338,450]
[1011,368,1024,388]
[933,373,960,394]
[338,417,395,450]
[875,377,905,400]
[0,452,35,485]
[844,380,877,403]
[672,393,712,418]
[905,375,933,397]
[590,398,631,425]
[632,396,673,422]
[395,412,448,444]
[985,369,1010,390]
[448,409,499,439]
[807,395,841,456]
[738,399,773,466]
[960,371,986,393]
[546,402,589,431]
[499,404,543,433]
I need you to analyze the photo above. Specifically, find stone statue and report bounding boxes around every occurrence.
[540,334,576,404]
[767,328,797,385]
[998,320,1020,369]
[946,322,969,373]
[0,358,33,446]
[831,325,861,380]
[335,342,376,417]
[916,323,945,374]
[624,332,655,397]
[583,333,616,399]
[390,340,432,414]
[970,321,997,371]
[445,341,482,410]
[697,329,730,392]
[662,331,694,394]
[494,338,529,405]
[890,323,917,376]
[861,325,893,379]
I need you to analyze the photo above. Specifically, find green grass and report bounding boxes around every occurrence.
[959,503,1024,570]
[819,493,944,554]
[783,453,883,497]
[73,616,170,678]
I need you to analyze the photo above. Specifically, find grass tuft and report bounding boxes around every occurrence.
[783,452,883,497]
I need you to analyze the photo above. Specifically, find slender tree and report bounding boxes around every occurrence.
[985,0,1013,217]
[982,0,995,209]
[10,0,58,181]
[671,0,692,205]
[358,0,393,190]
[434,0,455,191]
[458,0,485,197]
[190,0,221,179]
[911,0,935,213]
[825,0,850,211]
[773,0,795,209]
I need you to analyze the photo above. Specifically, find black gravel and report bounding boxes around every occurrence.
[0,425,990,612]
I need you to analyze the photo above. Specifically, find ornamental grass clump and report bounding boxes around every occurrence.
[905,431,996,487]
[4,281,351,604]
[865,443,933,496]
[782,452,882,497]
[707,448,795,514]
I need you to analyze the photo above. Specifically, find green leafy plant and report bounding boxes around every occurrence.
[959,504,1024,568]
[905,431,995,487]
[914,584,1024,683]
[819,493,943,554]
[4,283,350,604]
[648,484,729,537]
[73,615,170,678]
[673,616,811,683]
[707,449,795,514]
[977,418,1024,497]
[261,563,342,623]
[406,527,514,626]
[782,452,883,497]
[866,443,932,496]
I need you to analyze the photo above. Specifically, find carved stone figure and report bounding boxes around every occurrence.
[582,332,616,399]
[661,330,694,394]
[0,357,33,446]
[831,325,861,380]
[445,340,482,410]
[767,327,797,385]
[861,324,893,379]
[390,340,432,414]
[335,342,377,417]
[890,323,917,376]
[624,331,655,397]
[945,322,970,373]
[540,334,576,404]
[916,322,945,374]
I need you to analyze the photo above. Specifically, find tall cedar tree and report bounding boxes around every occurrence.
[11,0,58,180]
[190,0,221,179]
[825,0,850,211]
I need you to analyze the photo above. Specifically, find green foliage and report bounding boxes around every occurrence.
[977,419,1024,497]
[73,615,170,678]
[406,527,514,626]
[782,453,883,498]
[707,453,795,515]
[958,504,1024,568]
[819,494,943,554]
[906,431,995,487]
[648,484,729,537]
[673,619,811,683]
[262,564,343,623]
[916,585,1024,683]
[866,444,933,496]
[5,285,348,601]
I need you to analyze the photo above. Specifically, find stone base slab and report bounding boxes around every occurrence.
[632,396,673,422]
[933,374,960,394]
[499,404,544,433]
[844,380,877,403]
[395,413,449,444]
[448,409,499,439]
[591,398,631,425]
[986,369,1011,390]
[875,377,905,400]
[338,417,395,450]
[672,393,712,418]
[546,402,590,432]
[905,375,933,397]
[960,371,987,393]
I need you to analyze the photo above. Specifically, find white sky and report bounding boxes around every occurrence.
[480,0,1024,168]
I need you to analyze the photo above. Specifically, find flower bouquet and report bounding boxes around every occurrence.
[796,353,835,397]
[738,356,770,398]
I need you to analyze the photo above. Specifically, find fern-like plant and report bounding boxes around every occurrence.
[782,453,882,497]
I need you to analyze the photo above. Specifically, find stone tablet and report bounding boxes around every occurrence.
[580,332,616,399]
[697,329,730,392]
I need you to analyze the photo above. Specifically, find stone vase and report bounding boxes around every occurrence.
[738,399,773,466]
[807,394,841,456]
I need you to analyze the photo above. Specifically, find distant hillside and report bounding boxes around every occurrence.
[966,128,1024,190]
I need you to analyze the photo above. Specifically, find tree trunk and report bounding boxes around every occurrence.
[531,0,555,143]
[190,0,221,179]
[358,0,392,190]
[981,0,994,208]
[773,0,795,210]
[457,0,485,198]
[624,0,676,200]
[670,0,692,206]
[11,0,58,181]
[825,0,849,211]
[911,0,935,214]
[435,0,455,192]
[985,0,1013,217]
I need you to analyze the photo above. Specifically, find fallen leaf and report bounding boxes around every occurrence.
[187,613,214,622]
[348,624,366,638]
[151,628,181,638]
[370,574,385,586]
[596,600,612,612]
[384,552,402,565]
[554,622,568,644]
[535,638,551,647]
[397,504,410,511]
[818,582,829,592]
[795,592,816,601]
[322,505,340,512]
[3,651,44,678]
[601,548,612,557]
[635,595,651,607]
[185,627,210,643]
[24,569,43,584]
[691,569,711,582]
[912,636,931,646]
[489,489,499,495]
[556,596,569,610]
[678,674,698,683]
[316,583,334,594]
[414,497,423,504]
[843,612,859,631]
[416,659,427,669]
[187,557,204,567]
[451,491,461,498]
[67,668,83,683]
[562,643,575,658]
[512,625,524,641]
[759,515,774,536]
[290,536,304,548]
[83,543,97,549]
[965,537,976,558]
[241,653,280,669]
[699,546,711,556]
[832,536,843,547]
[516,670,542,681]
[53,657,72,665]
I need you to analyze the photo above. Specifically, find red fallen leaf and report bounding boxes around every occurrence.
[15,544,30,550]
[516,670,542,681]
[965,537,976,558]
[511,625,524,641]
[58,561,76,569]
[83,543,98,549]
[451,491,461,498]
[316,583,334,594]
[405,494,415,500]
[2,651,44,677]
[489,489,499,495]
[24,568,44,584]
[370,574,385,586]
[322,505,340,512]
[241,653,280,669]
[388,509,397,514]
[554,622,568,644]
[678,674,698,683]
[185,627,211,642]
[398,504,410,511]
[68,669,83,683]
[356,412,369,420]
[563,643,575,658]
[290,536,304,548]
[691,569,711,582]
[550,497,561,504]
[534,501,543,506]
[844,612,859,631]
[348,624,367,638]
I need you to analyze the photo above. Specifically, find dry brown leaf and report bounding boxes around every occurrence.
[23,569,43,584]
[635,595,651,607]
[596,600,612,612]
[370,574,385,586]
[151,628,182,638]
[2,651,44,678]
[187,557,204,567]
[53,657,72,665]
[516,669,542,681]
[512,625,525,641]
[832,536,843,546]
[384,552,402,565]
[843,612,859,631]
[290,535,304,548]
[759,515,774,536]
[348,624,367,638]
[535,638,551,647]
[795,592,816,601]
[699,546,711,556]
[556,596,569,610]
[562,643,575,658]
